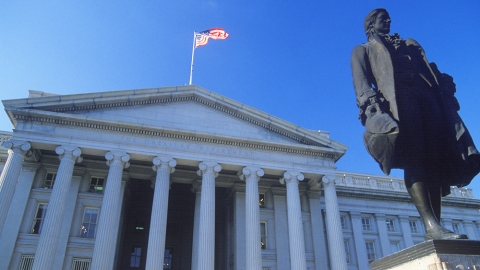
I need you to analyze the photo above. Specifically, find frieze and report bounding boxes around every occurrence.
[26,95,320,147]
[14,114,338,159]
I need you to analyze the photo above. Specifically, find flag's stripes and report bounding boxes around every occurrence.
[195,28,229,48]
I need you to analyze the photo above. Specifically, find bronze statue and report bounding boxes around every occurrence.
[351,8,480,240]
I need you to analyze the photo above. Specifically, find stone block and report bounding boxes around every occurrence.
[370,240,480,270]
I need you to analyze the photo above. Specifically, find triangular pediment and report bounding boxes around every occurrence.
[3,85,348,160]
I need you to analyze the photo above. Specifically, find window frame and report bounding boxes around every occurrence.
[386,218,396,232]
[130,245,142,268]
[362,217,372,231]
[43,172,57,189]
[89,176,105,193]
[365,241,376,261]
[260,221,267,250]
[80,207,100,238]
[31,203,48,234]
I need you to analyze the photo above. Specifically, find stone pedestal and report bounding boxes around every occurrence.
[370,240,480,270]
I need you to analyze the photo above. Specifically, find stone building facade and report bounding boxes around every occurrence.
[0,86,479,270]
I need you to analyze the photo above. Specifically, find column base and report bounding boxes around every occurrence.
[370,240,480,270]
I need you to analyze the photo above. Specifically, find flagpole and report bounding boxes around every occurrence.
[189,31,196,85]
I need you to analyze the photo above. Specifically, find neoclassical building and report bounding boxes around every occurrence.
[0,86,479,270]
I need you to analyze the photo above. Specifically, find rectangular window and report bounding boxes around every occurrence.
[362,217,372,231]
[365,241,376,261]
[164,248,173,269]
[80,208,99,238]
[390,242,400,253]
[260,222,267,249]
[19,255,35,270]
[72,258,91,270]
[130,246,142,268]
[341,216,347,230]
[344,239,351,263]
[43,173,56,189]
[452,223,461,234]
[89,177,105,193]
[259,193,265,208]
[409,220,418,233]
[31,203,48,234]
[386,219,396,232]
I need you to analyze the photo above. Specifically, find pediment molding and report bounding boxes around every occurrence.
[13,112,340,160]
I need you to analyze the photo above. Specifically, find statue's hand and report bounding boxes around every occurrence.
[365,103,382,119]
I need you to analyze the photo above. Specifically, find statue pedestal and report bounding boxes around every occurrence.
[370,240,480,270]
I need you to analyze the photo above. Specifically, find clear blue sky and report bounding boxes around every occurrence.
[1,1,479,198]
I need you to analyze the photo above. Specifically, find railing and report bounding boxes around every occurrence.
[336,172,475,199]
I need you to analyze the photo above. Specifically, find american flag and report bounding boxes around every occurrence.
[195,28,229,48]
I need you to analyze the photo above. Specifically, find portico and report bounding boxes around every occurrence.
[0,85,349,269]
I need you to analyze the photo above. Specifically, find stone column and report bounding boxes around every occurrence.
[32,146,82,270]
[322,175,348,270]
[351,212,369,270]
[0,162,39,270]
[91,151,130,270]
[240,166,264,270]
[300,193,314,253]
[191,180,201,270]
[233,184,246,270]
[145,157,176,270]
[0,140,31,234]
[280,171,307,270]
[307,190,329,270]
[196,161,221,270]
[399,215,414,248]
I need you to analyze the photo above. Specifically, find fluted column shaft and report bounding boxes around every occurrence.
[0,140,30,234]
[280,171,307,270]
[191,180,201,270]
[33,146,82,270]
[91,152,130,270]
[322,175,348,270]
[196,161,221,270]
[146,157,176,270]
[240,166,264,270]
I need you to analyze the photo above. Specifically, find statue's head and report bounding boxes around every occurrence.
[364,8,391,40]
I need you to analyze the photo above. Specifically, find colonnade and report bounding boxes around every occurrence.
[0,140,349,270]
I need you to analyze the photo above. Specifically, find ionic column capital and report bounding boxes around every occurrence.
[321,174,338,187]
[105,151,130,168]
[152,156,176,173]
[56,145,82,163]
[239,166,264,182]
[197,161,221,177]
[279,171,304,185]
[2,140,31,155]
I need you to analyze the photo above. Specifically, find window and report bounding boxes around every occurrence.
[31,203,48,234]
[344,239,351,263]
[43,173,56,189]
[260,222,267,249]
[259,193,265,208]
[362,217,372,231]
[89,177,105,193]
[72,258,91,270]
[390,242,400,253]
[341,216,348,230]
[164,248,173,269]
[409,220,418,233]
[365,241,376,261]
[452,223,461,234]
[80,208,99,238]
[130,246,142,268]
[386,219,396,232]
[19,255,34,270]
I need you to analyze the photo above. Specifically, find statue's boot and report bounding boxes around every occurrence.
[407,182,467,241]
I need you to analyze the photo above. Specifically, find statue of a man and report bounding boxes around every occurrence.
[351,8,480,240]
